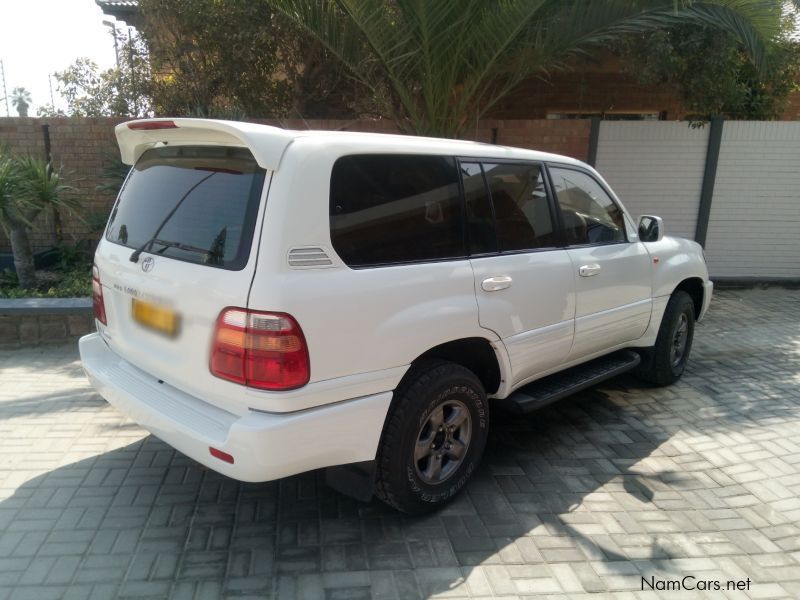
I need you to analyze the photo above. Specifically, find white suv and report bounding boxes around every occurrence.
[80,118,712,514]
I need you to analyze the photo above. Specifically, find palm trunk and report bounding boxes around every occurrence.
[9,225,37,290]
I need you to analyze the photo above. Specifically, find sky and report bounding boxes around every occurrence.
[0,0,122,116]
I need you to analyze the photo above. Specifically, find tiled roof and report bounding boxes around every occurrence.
[96,0,137,7]
[95,0,138,25]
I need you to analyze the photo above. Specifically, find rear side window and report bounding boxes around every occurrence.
[106,146,266,270]
[330,154,465,267]
[483,163,556,251]
[460,162,497,255]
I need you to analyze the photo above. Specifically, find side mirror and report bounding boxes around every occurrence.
[638,215,664,242]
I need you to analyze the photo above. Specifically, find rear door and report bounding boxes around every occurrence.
[463,161,575,387]
[547,165,652,359]
[94,144,268,414]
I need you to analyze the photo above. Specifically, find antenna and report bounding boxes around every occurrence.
[0,59,8,116]
[49,73,55,106]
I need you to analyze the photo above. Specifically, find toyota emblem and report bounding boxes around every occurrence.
[141,257,154,272]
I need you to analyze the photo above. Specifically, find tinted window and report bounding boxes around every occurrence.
[330,155,465,267]
[483,163,556,251]
[549,167,626,245]
[460,162,496,254]
[106,146,266,270]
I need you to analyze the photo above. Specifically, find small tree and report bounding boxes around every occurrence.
[39,36,151,118]
[618,6,800,121]
[0,151,76,289]
[137,0,369,119]
[10,87,32,117]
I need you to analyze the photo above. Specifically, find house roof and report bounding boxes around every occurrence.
[95,0,138,25]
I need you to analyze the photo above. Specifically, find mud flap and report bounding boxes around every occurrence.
[324,460,376,502]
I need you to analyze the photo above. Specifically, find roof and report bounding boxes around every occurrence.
[95,0,137,8]
[116,118,584,171]
[95,0,138,25]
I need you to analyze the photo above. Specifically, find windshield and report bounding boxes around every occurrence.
[106,145,267,270]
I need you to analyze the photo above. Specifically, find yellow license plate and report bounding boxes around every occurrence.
[132,299,180,337]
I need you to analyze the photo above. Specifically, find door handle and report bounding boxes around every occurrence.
[579,263,602,277]
[482,276,513,292]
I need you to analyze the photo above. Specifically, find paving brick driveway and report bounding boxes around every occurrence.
[0,288,799,600]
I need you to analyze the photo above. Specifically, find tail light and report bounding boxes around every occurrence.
[210,308,310,391]
[92,264,107,325]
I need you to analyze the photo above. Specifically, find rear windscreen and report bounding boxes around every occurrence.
[106,145,267,270]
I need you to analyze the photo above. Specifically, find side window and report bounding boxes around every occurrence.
[483,163,556,252]
[330,154,465,267]
[460,162,496,255]
[549,167,626,245]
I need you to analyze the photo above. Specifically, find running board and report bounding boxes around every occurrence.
[497,350,641,414]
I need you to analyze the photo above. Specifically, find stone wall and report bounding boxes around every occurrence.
[0,299,94,348]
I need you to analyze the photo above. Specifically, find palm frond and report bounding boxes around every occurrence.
[271,0,784,137]
[13,157,80,218]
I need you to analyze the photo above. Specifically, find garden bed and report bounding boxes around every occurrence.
[1,264,91,299]
[0,250,94,346]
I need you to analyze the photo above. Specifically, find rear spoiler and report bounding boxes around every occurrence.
[116,118,297,170]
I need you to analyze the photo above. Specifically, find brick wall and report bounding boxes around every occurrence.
[0,117,591,253]
[0,117,126,253]
[494,71,685,120]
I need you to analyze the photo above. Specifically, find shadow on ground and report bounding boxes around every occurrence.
[0,289,798,598]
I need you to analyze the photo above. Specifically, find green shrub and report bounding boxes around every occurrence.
[0,264,91,298]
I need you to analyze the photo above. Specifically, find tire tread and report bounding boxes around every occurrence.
[374,360,485,513]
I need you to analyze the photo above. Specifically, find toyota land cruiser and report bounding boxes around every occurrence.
[80,118,712,514]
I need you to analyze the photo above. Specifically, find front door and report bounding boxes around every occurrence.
[547,165,652,360]
[462,161,575,387]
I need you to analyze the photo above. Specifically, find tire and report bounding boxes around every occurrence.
[375,360,489,514]
[636,290,695,386]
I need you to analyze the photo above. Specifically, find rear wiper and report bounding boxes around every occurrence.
[129,171,217,262]
[150,238,211,255]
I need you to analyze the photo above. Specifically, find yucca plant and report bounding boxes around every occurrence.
[0,151,78,290]
[271,0,782,137]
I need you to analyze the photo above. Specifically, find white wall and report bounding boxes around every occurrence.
[704,122,800,279]
[595,122,708,240]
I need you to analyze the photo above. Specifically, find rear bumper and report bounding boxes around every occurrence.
[79,332,392,482]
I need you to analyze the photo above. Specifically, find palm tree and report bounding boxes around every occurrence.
[10,87,32,117]
[0,150,77,289]
[271,0,782,137]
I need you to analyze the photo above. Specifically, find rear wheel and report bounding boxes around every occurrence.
[637,290,695,386]
[375,360,488,514]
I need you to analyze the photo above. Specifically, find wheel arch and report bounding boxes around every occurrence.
[674,277,704,319]
[400,337,506,397]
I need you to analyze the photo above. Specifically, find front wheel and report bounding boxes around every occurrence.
[375,360,488,514]
[637,290,695,386]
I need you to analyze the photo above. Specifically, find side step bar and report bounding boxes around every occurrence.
[496,350,641,414]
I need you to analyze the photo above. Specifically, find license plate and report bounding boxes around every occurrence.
[132,299,180,337]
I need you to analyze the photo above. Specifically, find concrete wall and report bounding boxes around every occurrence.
[595,122,709,240]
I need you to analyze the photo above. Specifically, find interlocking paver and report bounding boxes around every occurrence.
[0,288,799,598]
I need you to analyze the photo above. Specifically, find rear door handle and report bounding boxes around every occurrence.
[579,263,602,277]
[482,276,513,291]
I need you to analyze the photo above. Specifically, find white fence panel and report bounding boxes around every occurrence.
[595,122,708,240]
[705,121,800,279]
